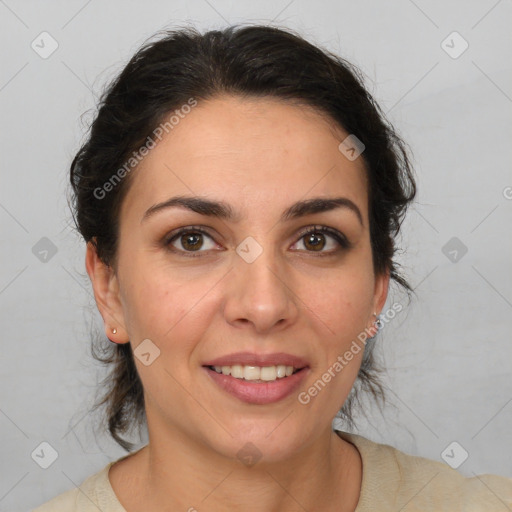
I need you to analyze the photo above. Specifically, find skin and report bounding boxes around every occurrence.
[86,95,389,511]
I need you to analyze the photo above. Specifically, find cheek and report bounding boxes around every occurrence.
[120,260,217,356]
[304,266,374,398]
[307,264,375,337]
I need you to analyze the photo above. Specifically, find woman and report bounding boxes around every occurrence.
[34,24,512,511]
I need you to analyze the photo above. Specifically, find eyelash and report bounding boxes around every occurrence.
[163,225,351,258]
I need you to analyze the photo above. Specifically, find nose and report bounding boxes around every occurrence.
[222,241,300,335]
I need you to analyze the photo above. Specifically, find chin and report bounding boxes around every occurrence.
[205,419,309,466]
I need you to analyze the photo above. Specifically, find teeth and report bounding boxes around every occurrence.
[211,364,298,381]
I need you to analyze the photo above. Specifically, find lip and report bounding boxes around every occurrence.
[204,366,310,405]
[202,351,310,369]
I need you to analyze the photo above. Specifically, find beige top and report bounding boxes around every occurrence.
[33,430,512,511]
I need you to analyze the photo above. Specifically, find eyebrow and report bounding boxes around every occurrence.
[141,195,363,226]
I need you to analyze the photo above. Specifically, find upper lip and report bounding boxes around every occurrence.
[203,352,309,368]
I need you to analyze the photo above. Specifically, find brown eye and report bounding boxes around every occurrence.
[165,227,218,256]
[303,232,326,251]
[179,232,204,251]
[292,226,350,254]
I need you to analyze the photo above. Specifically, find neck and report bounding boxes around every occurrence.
[127,424,362,512]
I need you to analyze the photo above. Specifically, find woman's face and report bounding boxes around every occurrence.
[88,95,388,462]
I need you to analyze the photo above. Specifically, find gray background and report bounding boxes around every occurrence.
[1,0,511,509]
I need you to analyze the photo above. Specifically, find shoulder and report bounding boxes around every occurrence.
[31,460,127,512]
[32,486,79,511]
[335,430,512,511]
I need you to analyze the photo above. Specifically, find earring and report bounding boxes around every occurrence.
[107,327,118,344]
[369,312,380,339]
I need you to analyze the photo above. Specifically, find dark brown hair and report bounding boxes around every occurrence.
[69,24,416,451]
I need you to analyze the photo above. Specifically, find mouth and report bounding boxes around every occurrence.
[202,363,310,405]
[205,364,305,383]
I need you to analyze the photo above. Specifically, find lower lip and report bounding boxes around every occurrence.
[203,366,309,405]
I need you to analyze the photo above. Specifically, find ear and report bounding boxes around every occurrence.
[373,268,390,314]
[85,239,129,344]
[366,268,390,336]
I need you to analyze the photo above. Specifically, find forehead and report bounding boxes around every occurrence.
[120,95,368,223]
